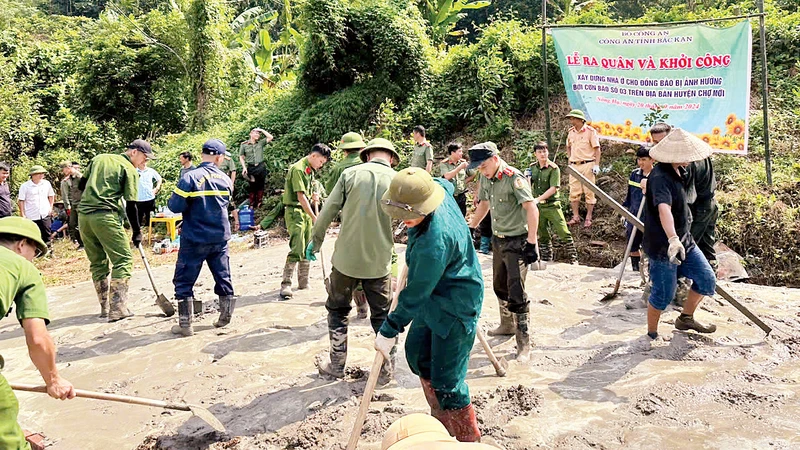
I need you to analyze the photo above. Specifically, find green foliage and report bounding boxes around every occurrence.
[421,0,492,46]
[639,105,670,129]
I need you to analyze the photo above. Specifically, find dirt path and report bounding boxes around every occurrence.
[1,237,798,449]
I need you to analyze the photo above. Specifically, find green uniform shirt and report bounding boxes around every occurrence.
[311,158,396,279]
[0,247,50,325]
[218,156,237,174]
[437,160,475,196]
[528,160,561,206]
[478,160,534,237]
[410,142,433,169]
[60,172,83,209]
[324,152,362,194]
[77,153,139,215]
[239,138,268,166]
[282,157,313,207]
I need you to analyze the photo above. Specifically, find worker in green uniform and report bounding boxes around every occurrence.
[0,217,76,449]
[307,138,398,383]
[239,127,272,208]
[324,132,366,194]
[78,139,155,321]
[60,161,84,250]
[280,144,331,299]
[467,142,539,362]
[438,142,476,217]
[410,125,434,172]
[525,141,578,264]
[376,168,483,442]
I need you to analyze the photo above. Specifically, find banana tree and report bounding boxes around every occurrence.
[547,0,596,19]
[423,0,491,47]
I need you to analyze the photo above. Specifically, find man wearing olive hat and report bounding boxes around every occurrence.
[467,142,539,362]
[168,139,236,336]
[307,137,397,383]
[376,167,484,442]
[0,217,76,448]
[565,109,601,228]
[78,139,155,321]
[18,165,55,249]
[643,128,717,340]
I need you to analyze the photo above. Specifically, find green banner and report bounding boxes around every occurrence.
[552,21,752,154]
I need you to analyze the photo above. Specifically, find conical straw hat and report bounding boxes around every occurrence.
[649,128,713,163]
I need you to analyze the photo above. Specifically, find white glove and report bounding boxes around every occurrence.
[374,334,397,360]
[592,165,601,175]
[667,236,686,265]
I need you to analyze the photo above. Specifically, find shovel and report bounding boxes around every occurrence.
[529,241,546,271]
[313,202,332,296]
[11,383,225,432]
[601,196,646,302]
[137,244,175,317]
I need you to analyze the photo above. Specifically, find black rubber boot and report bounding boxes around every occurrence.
[214,295,236,328]
[488,300,515,336]
[515,312,531,362]
[631,256,641,272]
[171,299,194,337]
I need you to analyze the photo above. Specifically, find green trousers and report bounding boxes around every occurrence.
[284,205,312,263]
[79,211,133,281]
[0,375,29,450]
[405,318,477,410]
[537,203,574,246]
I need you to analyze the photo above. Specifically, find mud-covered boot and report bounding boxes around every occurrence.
[673,277,690,307]
[297,260,310,290]
[193,299,204,317]
[419,378,442,418]
[488,300,515,336]
[479,236,491,254]
[353,288,368,319]
[280,258,296,300]
[539,243,553,262]
[171,299,194,337]
[631,256,641,272]
[437,404,481,442]
[318,326,347,379]
[108,279,134,322]
[214,295,236,328]
[565,240,579,264]
[514,312,531,362]
[675,314,717,334]
[377,345,396,386]
[93,278,110,318]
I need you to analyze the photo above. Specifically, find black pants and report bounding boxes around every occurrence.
[33,217,52,245]
[492,234,529,314]
[690,200,718,261]
[132,199,156,227]
[68,208,82,246]
[454,193,467,217]
[246,162,267,205]
[326,267,391,353]
[479,211,492,238]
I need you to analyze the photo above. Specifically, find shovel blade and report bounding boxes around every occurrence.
[156,294,176,317]
[189,405,226,432]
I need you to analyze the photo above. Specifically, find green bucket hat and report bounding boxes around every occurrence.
[0,217,48,256]
[339,132,367,151]
[360,138,400,165]
[29,165,47,175]
[381,168,446,221]
[565,109,586,121]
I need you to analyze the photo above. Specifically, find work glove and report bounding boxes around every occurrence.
[592,165,601,175]
[132,231,143,247]
[469,227,481,249]
[305,242,317,261]
[522,241,539,265]
[374,333,397,360]
[667,236,686,265]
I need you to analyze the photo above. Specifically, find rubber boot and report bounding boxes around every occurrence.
[93,278,110,318]
[419,378,442,418]
[438,404,481,442]
[377,345,396,386]
[280,258,296,299]
[318,326,347,379]
[631,256,641,272]
[108,279,134,322]
[193,299,204,317]
[673,278,690,307]
[214,295,236,328]
[479,236,491,254]
[565,240,579,264]
[675,314,717,333]
[353,289,368,319]
[514,312,531,362]
[297,260,310,290]
[487,300,515,336]
[539,243,553,262]
[171,299,194,337]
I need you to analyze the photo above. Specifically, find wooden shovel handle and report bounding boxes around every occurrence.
[10,383,191,412]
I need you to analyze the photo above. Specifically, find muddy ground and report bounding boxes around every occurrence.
[2,234,799,450]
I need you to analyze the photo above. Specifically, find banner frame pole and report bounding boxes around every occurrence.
[757,0,772,186]
[542,0,552,148]
[538,12,764,29]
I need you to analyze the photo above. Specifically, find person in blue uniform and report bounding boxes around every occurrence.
[621,145,653,271]
[375,168,484,442]
[168,139,235,337]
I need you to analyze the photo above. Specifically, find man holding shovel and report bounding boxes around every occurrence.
[167,139,235,336]
[375,168,484,442]
[306,138,397,383]
[642,128,717,340]
[622,146,653,272]
[0,217,75,448]
[79,139,155,321]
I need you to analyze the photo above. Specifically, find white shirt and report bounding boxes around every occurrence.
[18,179,55,220]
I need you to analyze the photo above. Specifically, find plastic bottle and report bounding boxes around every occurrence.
[239,208,254,231]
